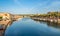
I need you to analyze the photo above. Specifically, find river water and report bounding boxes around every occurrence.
[5,18,60,36]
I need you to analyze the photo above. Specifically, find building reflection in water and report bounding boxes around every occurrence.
[33,19,60,29]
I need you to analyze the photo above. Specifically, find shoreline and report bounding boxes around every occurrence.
[31,18,60,24]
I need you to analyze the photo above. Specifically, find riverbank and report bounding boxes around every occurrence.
[31,17,60,24]
[58,19,60,23]
[0,20,12,36]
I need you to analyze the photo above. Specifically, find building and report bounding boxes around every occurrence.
[0,12,12,25]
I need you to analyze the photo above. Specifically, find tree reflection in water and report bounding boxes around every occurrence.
[33,19,60,29]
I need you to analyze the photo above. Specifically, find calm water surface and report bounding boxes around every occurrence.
[5,18,60,36]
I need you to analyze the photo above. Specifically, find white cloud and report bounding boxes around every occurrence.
[46,1,60,12]
[31,0,60,13]
[10,0,60,14]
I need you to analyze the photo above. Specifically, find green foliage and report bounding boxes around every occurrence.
[0,16,2,19]
[47,12,58,17]
[31,12,60,18]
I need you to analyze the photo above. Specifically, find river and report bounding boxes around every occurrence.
[4,18,60,36]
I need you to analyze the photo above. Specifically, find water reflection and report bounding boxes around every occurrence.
[5,18,60,36]
[34,19,60,29]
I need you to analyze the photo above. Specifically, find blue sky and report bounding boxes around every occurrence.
[0,0,60,14]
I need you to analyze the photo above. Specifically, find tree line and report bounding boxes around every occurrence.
[31,12,60,18]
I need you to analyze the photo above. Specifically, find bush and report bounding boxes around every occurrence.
[0,16,2,18]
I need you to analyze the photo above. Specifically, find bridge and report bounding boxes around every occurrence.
[12,14,38,21]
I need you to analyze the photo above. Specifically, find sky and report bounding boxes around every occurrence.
[0,0,60,14]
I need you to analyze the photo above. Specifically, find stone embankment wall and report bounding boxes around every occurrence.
[12,15,23,21]
[0,13,12,36]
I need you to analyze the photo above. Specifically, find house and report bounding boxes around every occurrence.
[0,12,12,25]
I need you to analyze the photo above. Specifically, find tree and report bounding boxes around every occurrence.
[0,16,2,21]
